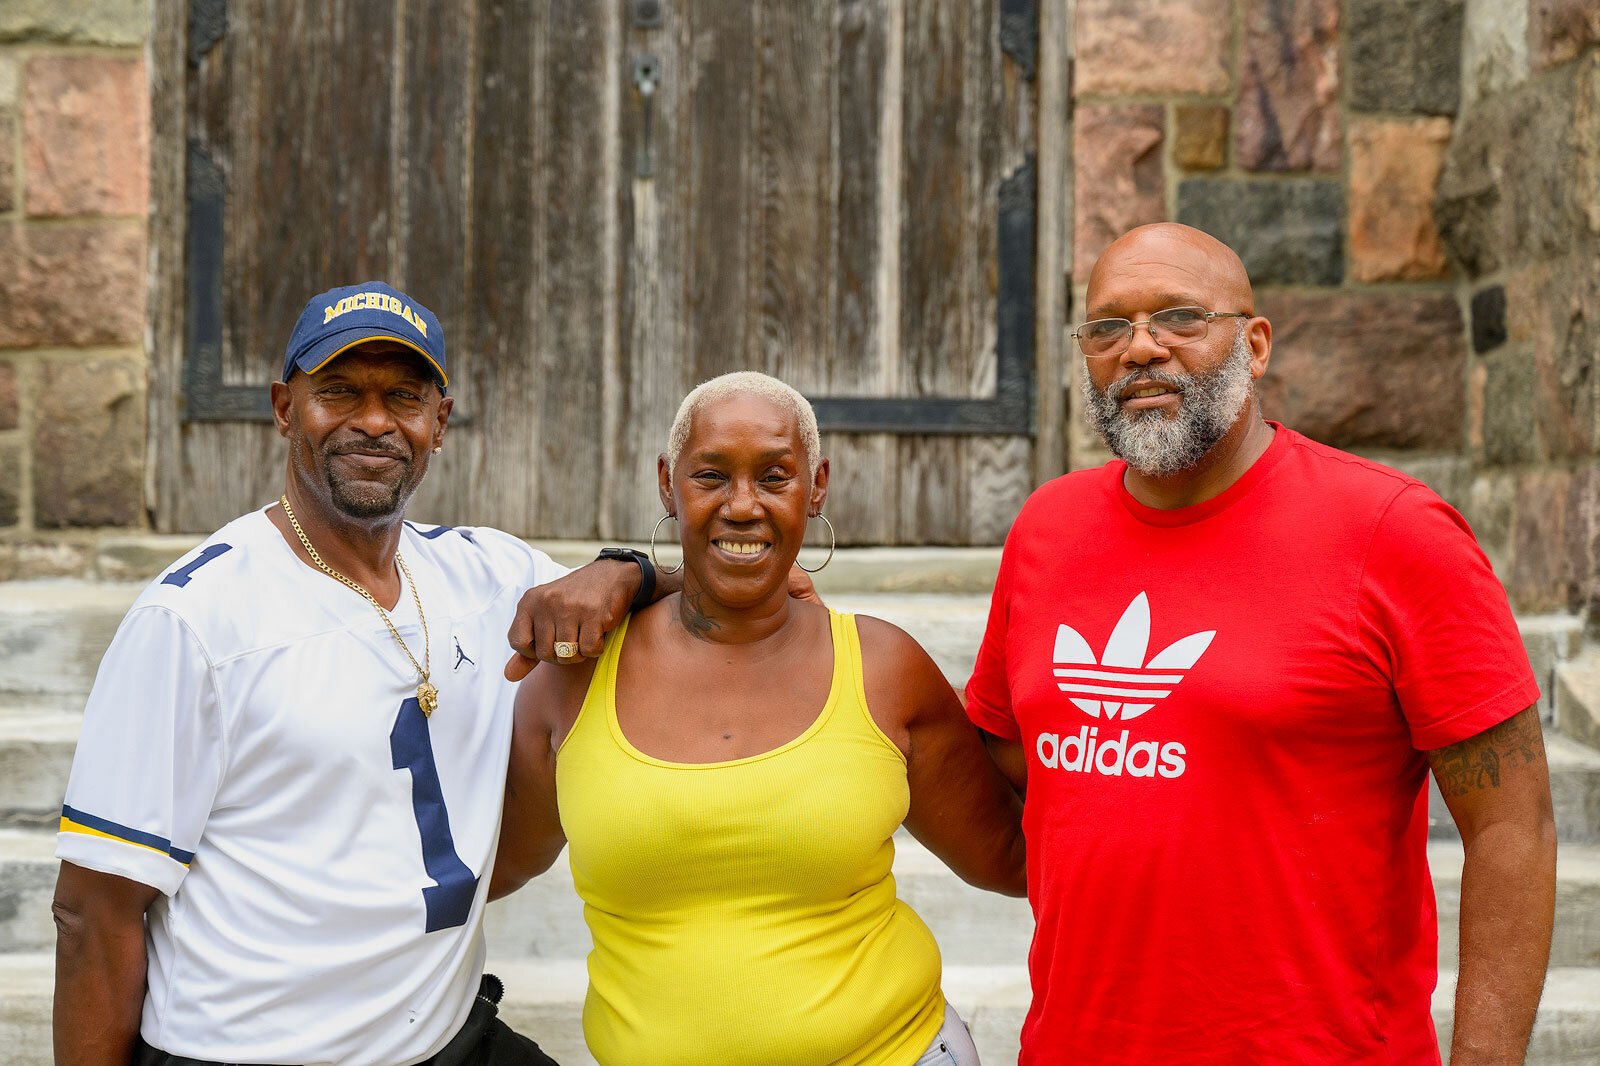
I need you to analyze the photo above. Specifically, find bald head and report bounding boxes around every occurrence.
[1086,223,1255,319]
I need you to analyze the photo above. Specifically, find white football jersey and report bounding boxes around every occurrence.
[57,507,569,1065]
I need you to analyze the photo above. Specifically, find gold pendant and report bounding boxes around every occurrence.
[417,681,439,717]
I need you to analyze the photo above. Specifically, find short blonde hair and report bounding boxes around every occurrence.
[664,371,822,477]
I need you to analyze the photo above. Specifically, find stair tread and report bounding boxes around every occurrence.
[3,950,1597,1011]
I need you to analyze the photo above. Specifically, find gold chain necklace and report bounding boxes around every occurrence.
[279,495,439,717]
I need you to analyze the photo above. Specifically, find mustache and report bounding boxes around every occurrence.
[1107,366,1192,401]
[325,438,412,461]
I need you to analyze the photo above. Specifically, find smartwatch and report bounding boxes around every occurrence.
[596,547,656,612]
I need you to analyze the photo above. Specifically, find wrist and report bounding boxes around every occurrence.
[595,547,655,612]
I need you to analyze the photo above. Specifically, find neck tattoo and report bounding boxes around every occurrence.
[279,495,439,717]
[677,585,722,641]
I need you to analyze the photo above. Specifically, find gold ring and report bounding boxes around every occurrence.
[553,641,579,659]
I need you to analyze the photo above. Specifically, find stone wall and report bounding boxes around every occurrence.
[1,0,1595,611]
[0,1,152,577]
[1069,0,1600,626]
[1438,0,1600,621]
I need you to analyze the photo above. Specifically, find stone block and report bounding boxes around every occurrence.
[1255,290,1464,450]
[1172,105,1227,171]
[0,56,16,107]
[1177,179,1343,285]
[1579,53,1600,236]
[0,441,17,526]
[1533,0,1600,72]
[0,541,93,581]
[1481,346,1539,466]
[0,110,13,214]
[1462,471,1516,575]
[1463,0,1530,109]
[0,360,15,430]
[33,358,146,529]
[1348,117,1451,282]
[1467,360,1487,453]
[1564,465,1599,616]
[1512,470,1572,614]
[0,222,146,348]
[23,55,149,217]
[1348,0,1463,115]
[1471,285,1507,353]
[0,1,150,46]
[1437,60,1591,278]
[1234,0,1340,172]
[1529,248,1600,459]
[1075,0,1232,96]
[1073,105,1165,283]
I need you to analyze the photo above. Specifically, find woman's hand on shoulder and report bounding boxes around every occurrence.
[856,616,1027,897]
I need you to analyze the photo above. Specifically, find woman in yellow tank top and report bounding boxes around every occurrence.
[493,372,1025,1065]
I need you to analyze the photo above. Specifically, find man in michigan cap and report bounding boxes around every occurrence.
[50,282,661,1064]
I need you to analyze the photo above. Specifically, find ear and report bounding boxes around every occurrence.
[433,394,453,449]
[656,454,674,515]
[270,380,293,438]
[1246,316,1272,382]
[809,458,830,515]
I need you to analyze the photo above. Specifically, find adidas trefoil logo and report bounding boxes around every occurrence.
[1053,592,1215,721]
[1036,593,1216,781]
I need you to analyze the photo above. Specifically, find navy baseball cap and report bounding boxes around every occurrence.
[281,281,448,390]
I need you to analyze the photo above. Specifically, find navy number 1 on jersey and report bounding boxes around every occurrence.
[390,699,479,932]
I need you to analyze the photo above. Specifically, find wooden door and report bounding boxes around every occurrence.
[151,0,1069,544]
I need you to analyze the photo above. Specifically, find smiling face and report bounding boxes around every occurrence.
[271,342,451,523]
[1082,224,1270,476]
[658,392,828,610]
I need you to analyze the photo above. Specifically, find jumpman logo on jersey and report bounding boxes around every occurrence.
[453,637,476,672]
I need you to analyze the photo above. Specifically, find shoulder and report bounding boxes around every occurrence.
[131,510,283,651]
[1014,466,1107,525]
[1271,432,1486,569]
[403,521,570,590]
[854,613,946,692]
[1274,429,1424,509]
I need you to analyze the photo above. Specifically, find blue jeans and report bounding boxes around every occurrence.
[912,1001,981,1066]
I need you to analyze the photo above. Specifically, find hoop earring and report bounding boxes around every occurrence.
[798,513,836,574]
[650,514,683,574]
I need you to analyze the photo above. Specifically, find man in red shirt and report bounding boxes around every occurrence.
[967,223,1556,1064]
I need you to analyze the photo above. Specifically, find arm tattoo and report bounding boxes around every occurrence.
[1429,706,1545,799]
[676,586,721,640]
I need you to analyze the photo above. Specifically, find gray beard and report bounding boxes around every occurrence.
[1081,327,1255,477]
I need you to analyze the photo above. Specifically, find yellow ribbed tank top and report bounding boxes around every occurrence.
[555,609,945,1066]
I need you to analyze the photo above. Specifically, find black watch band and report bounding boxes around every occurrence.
[596,547,655,612]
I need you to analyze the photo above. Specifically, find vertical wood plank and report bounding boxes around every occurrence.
[756,0,834,389]
[684,0,756,381]
[1034,0,1071,483]
[398,0,475,524]
[149,0,188,531]
[821,0,897,544]
[460,0,538,530]
[531,0,609,536]
[896,0,976,542]
[965,0,1036,542]
[613,7,694,537]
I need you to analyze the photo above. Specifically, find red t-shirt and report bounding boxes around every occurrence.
[965,425,1538,1065]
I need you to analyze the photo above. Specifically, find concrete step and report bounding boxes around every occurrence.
[0,713,78,826]
[1,951,1596,1065]
[10,827,1600,972]
[11,705,1600,841]
[0,582,139,706]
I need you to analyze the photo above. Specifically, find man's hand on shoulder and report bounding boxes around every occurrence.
[504,558,643,680]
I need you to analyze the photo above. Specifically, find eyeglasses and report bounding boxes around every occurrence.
[1072,306,1250,360]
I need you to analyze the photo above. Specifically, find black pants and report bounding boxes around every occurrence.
[132,976,560,1066]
